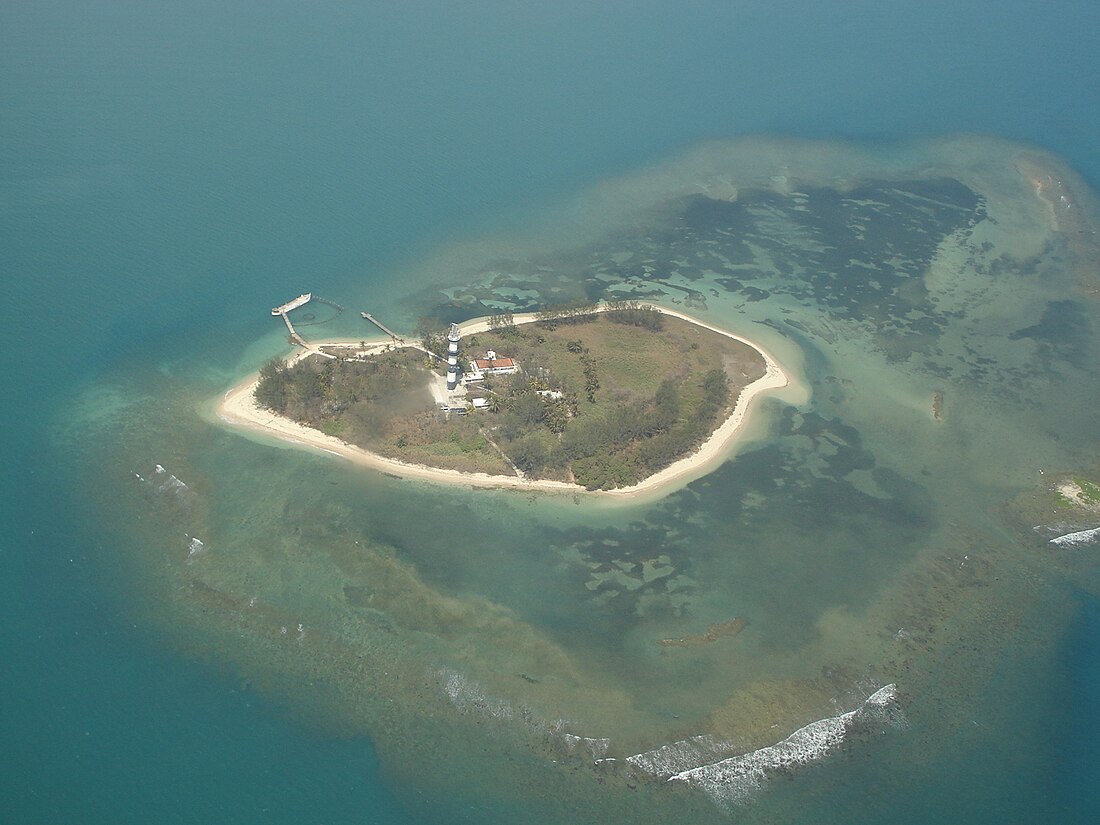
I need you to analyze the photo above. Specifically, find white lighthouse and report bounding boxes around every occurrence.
[446,323,461,390]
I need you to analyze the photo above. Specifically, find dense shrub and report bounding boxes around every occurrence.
[510,436,549,474]
[604,301,664,331]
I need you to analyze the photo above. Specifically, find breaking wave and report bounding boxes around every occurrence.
[439,667,515,721]
[631,684,902,809]
[134,463,192,500]
[434,667,610,758]
[187,536,205,561]
[1049,526,1100,547]
[433,666,902,809]
[626,734,734,776]
[561,732,611,760]
[153,463,189,493]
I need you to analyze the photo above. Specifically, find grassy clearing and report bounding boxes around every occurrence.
[471,313,761,404]
[467,312,767,488]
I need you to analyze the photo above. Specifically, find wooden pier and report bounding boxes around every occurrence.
[272,292,312,349]
[271,292,335,357]
[278,311,308,348]
[361,312,404,343]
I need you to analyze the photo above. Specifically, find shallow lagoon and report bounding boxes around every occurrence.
[60,135,1100,821]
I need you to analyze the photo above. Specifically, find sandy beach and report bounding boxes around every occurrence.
[216,307,792,500]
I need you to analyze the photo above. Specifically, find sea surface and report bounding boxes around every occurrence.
[3,2,1100,823]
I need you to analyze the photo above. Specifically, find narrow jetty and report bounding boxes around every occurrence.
[361,312,404,342]
[279,312,307,348]
[271,292,321,353]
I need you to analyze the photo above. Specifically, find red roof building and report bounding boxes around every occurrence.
[468,349,519,377]
[472,357,517,371]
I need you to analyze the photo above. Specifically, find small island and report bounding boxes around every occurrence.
[219,300,789,495]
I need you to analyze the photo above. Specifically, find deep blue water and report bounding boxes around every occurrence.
[1058,592,1100,818]
[3,1,1100,821]
[3,464,403,824]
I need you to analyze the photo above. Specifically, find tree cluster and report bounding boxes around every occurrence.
[255,357,335,415]
[487,310,515,331]
[534,300,600,326]
[564,368,729,490]
[481,364,731,489]
[604,300,664,332]
[579,353,600,402]
[490,374,575,442]
[414,317,450,359]
[254,351,428,439]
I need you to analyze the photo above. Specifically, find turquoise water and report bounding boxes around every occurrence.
[4,1,1100,822]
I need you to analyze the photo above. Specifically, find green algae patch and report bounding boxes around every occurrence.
[1053,476,1100,511]
[1073,477,1100,503]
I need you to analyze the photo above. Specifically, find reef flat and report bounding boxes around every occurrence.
[61,135,1100,822]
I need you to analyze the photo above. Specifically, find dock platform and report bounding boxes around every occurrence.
[272,293,311,316]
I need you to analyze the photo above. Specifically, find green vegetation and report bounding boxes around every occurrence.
[254,349,514,476]
[604,300,665,331]
[1054,491,1075,509]
[533,299,663,332]
[471,311,765,489]
[254,310,767,490]
[414,317,450,359]
[487,310,515,330]
[1074,476,1100,503]
[1052,476,1100,510]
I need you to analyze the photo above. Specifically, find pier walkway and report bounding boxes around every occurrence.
[360,310,443,360]
[271,295,443,363]
[361,312,405,342]
[271,292,336,359]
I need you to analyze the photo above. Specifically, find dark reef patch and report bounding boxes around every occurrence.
[1009,299,1092,369]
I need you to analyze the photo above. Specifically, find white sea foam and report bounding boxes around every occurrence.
[561,733,611,760]
[147,463,190,494]
[434,668,614,758]
[626,734,733,777]
[660,684,900,809]
[161,474,188,492]
[438,668,514,721]
[1049,526,1100,547]
[136,464,191,498]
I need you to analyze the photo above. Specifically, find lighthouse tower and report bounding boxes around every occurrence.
[446,323,461,390]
